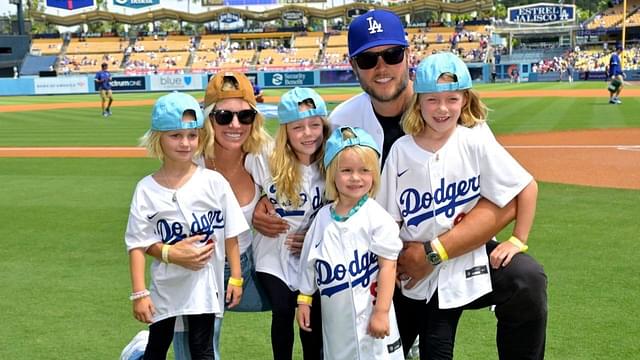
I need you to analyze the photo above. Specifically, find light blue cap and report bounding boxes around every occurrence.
[414,52,472,94]
[151,92,204,131]
[277,87,328,124]
[324,126,380,168]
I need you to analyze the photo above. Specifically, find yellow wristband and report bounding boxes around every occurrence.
[431,238,449,261]
[161,244,172,263]
[297,294,313,306]
[508,236,529,253]
[228,277,244,287]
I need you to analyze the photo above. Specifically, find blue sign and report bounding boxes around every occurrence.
[94,76,146,92]
[507,3,575,25]
[264,72,314,87]
[46,0,93,10]
[320,70,358,85]
[113,0,159,9]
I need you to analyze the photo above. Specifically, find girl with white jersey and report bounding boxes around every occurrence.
[377,52,538,359]
[124,92,247,359]
[297,126,404,360]
[172,71,274,360]
[245,87,328,360]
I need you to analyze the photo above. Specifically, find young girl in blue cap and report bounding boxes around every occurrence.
[297,126,404,360]
[377,52,539,359]
[124,92,247,359]
[245,87,329,359]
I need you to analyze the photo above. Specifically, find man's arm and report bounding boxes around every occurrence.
[398,198,516,287]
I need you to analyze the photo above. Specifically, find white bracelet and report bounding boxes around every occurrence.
[129,289,150,301]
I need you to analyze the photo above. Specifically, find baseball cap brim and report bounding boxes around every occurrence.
[350,39,408,58]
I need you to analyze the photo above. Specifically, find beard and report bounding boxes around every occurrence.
[359,69,410,103]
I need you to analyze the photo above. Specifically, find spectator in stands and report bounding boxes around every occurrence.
[95,63,113,117]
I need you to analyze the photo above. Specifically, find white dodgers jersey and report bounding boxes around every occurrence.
[378,123,533,308]
[124,167,249,322]
[298,199,404,360]
[245,147,325,290]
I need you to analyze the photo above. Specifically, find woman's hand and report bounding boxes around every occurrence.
[168,235,214,271]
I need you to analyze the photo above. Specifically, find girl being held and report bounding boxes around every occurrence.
[297,126,404,360]
[378,52,538,359]
[125,92,247,359]
[245,87,329,359]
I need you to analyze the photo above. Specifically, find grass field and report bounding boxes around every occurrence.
[0,82,638,359]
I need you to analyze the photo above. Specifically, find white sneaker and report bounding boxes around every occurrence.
[120,330,149,360]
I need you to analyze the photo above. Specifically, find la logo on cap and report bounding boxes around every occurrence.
[367,17,383,34]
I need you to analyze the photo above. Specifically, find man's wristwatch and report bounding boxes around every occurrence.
[424,241,442,266]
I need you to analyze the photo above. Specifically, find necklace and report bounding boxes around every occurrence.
[156,165,195,202]
[330,195,368,222]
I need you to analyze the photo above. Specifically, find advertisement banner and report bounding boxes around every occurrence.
[46,0,94,10]
[94,76,146,91]
[150,74,203,91]
[112,0,160,9]
[34,76,89,94]
[507,3,575,25]
[319,70,358,85]
[264,72,314,87]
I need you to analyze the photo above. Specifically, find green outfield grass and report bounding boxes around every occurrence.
[0,84,638,359]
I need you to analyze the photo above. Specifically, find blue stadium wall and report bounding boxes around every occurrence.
[0,63,488,96]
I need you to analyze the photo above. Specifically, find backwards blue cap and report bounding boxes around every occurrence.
[324,126,380,168]
[151,92,204,131]
[414,52,472,94]
[348,9,408,58]
[277,87,328,124]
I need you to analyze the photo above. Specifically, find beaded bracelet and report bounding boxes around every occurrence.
[129,289,150,301]
[297,294,313,306]
[228,277,244,287]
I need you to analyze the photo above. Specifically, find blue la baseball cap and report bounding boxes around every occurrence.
[277,87,328,124]
[324,126,380,168]
[414,52,472,94]
[151,92,204,131]
[348,9,408,58]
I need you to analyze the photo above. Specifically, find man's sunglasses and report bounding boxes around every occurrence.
[210,109,257,125]
[353,46,406,70]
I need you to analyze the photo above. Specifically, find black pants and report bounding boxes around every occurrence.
[396,241,547,360]
[257,272,323,360]
[144,313,216,360]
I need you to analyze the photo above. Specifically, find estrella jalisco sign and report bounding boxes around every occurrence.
[507,3,575,25]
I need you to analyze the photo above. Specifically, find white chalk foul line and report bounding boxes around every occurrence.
[505,145,640,151]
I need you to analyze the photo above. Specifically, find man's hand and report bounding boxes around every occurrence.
[252,196,288,237]
[396,242,434,289]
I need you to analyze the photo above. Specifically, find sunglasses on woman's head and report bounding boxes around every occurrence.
[210,109,257,125]
[353,46,406,70]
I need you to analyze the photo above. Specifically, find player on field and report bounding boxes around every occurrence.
[245,87,328,360]
[608,46,625,104]
[297,126,404,360]
[95,63,114,117]
[124,92,246,359]
[377,52,538,359]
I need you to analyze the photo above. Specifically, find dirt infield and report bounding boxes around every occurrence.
[1,88,639,190]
